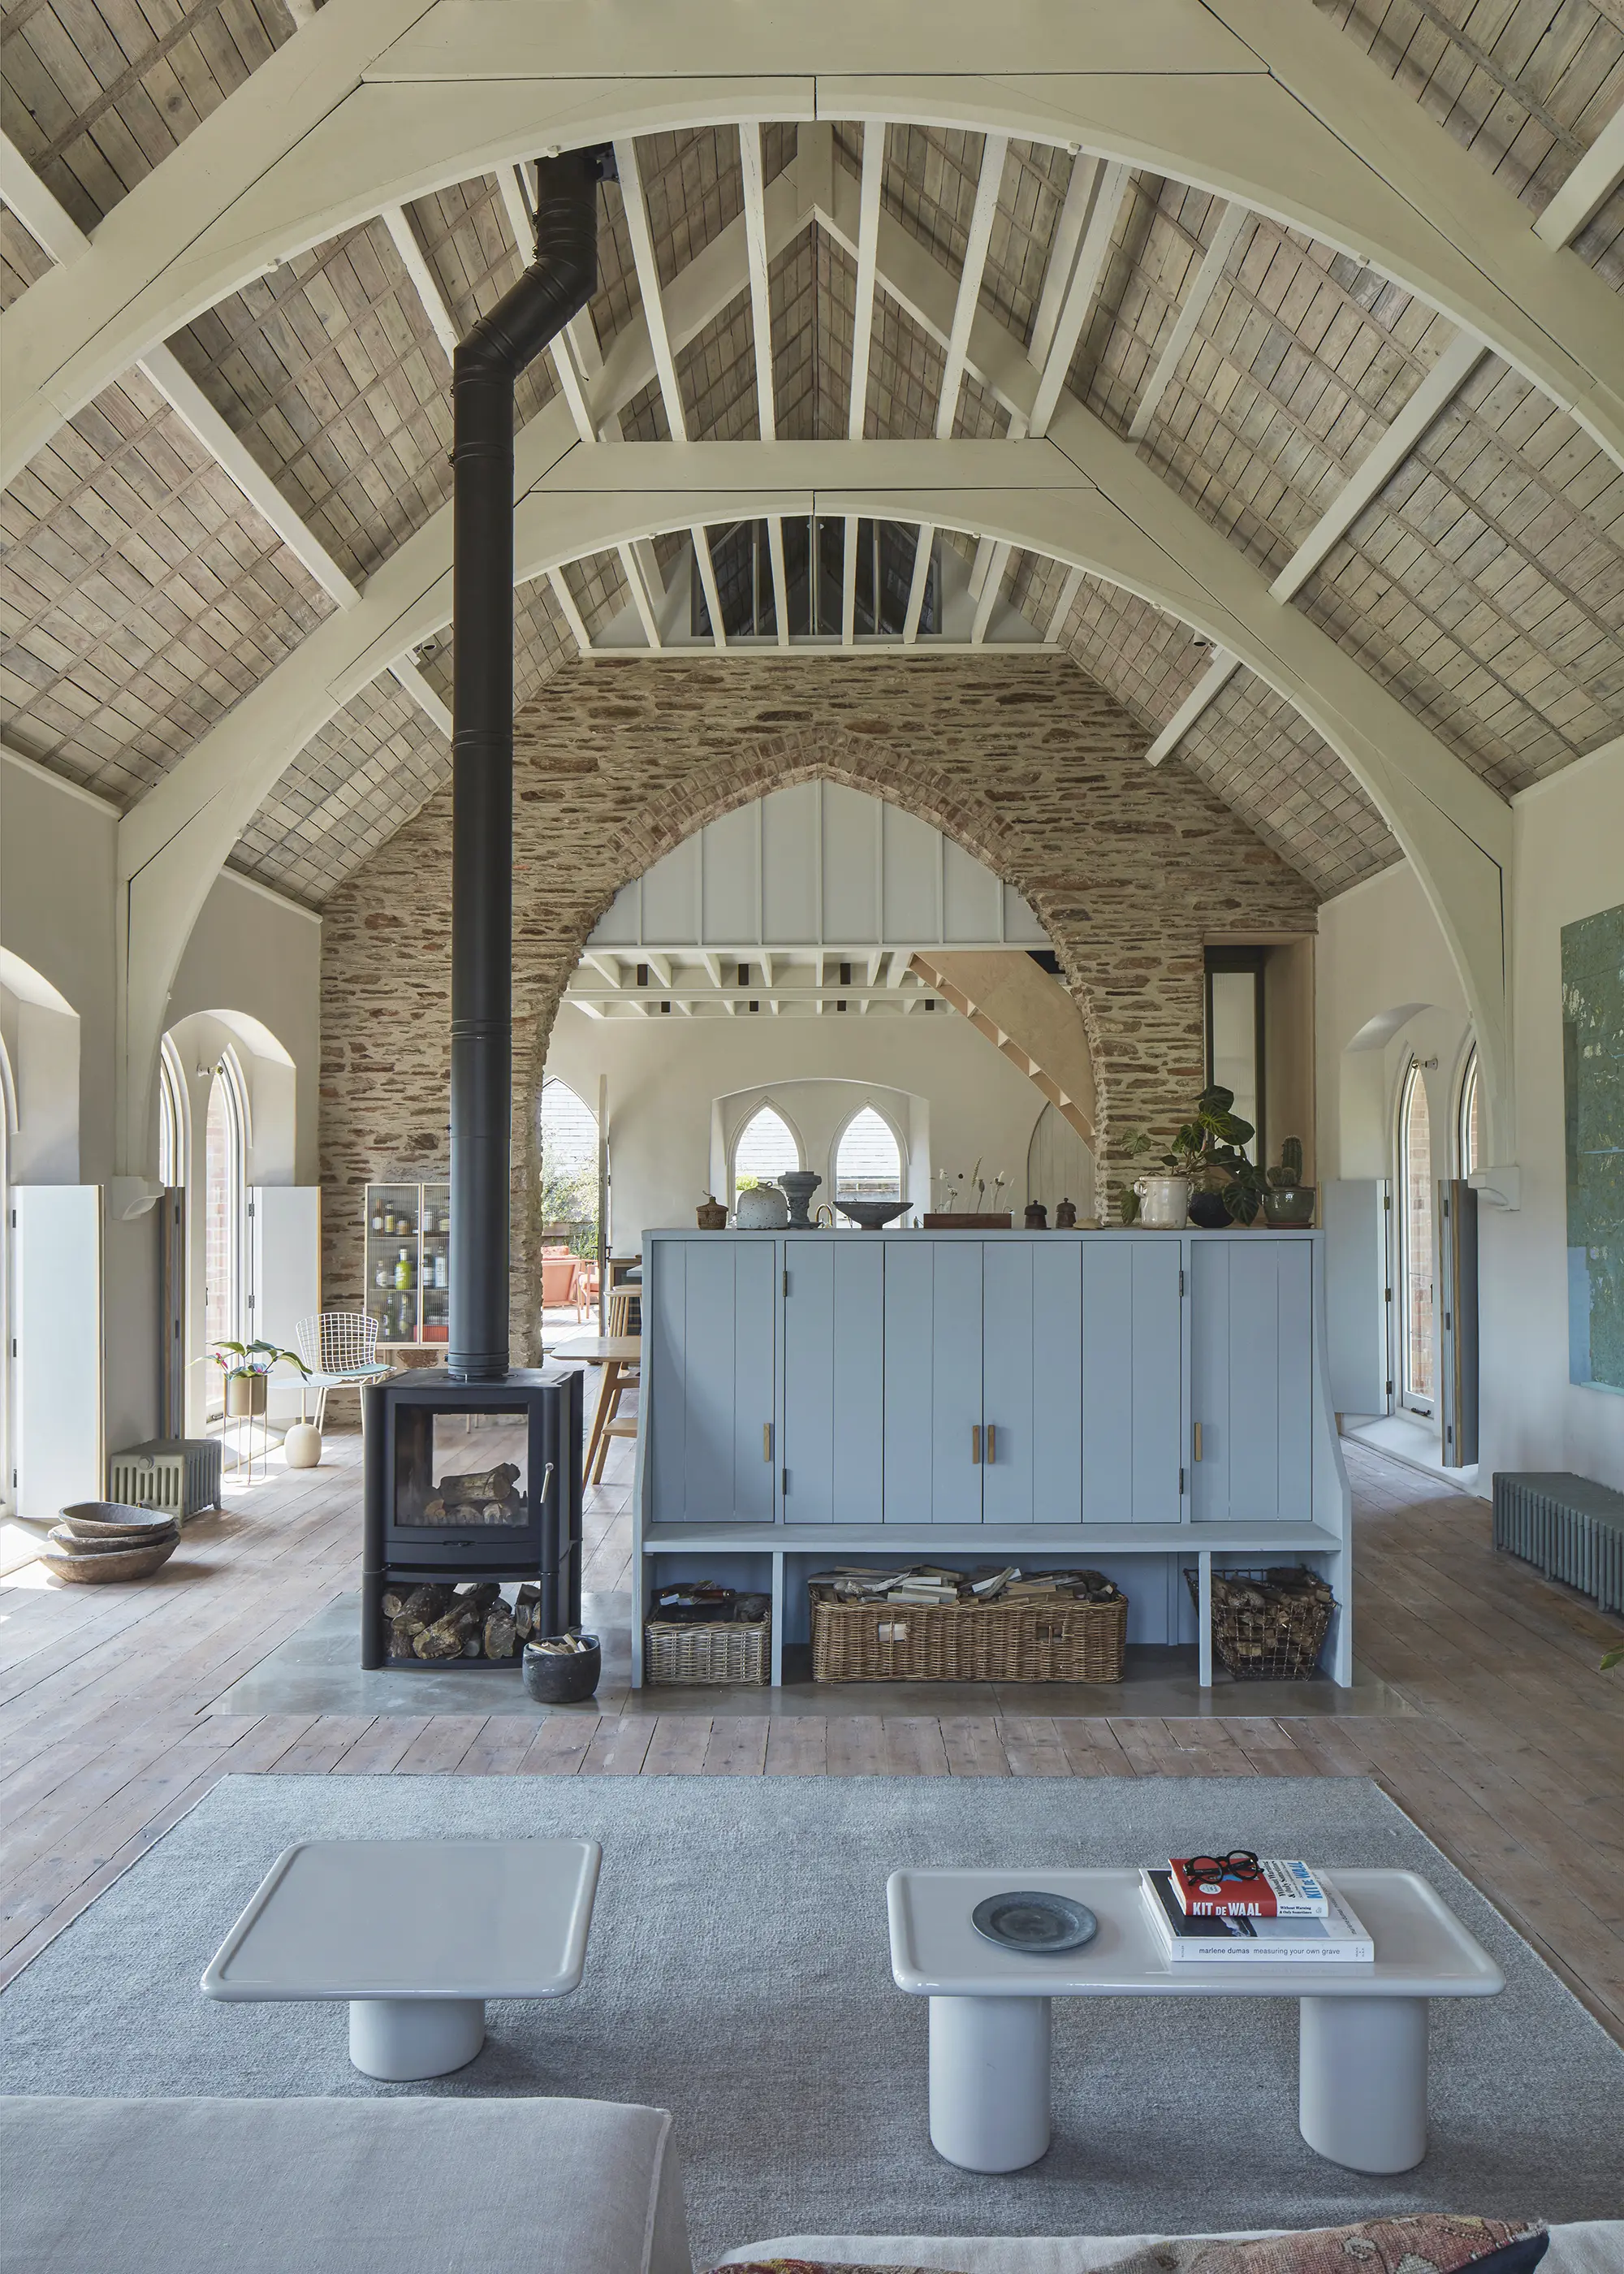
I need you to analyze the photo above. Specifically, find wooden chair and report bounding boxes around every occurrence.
[605,1283,640,1338]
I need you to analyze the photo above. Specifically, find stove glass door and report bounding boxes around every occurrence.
[393,1407,530,1528]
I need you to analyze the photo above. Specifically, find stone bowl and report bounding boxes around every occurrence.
[50,1523,176,1557]
[1263,1185,1317,1226]
[58,1502,178,1542]
[521,1634,601,1705]
[41,1533,179,1584]
[836,1199,909,1230]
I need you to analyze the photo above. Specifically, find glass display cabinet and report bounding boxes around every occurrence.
[363,1179,451,1348]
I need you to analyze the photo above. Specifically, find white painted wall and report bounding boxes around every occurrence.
[1316,741,1624,1492]
[544,1000,1048,1254]
[1,748,322,1457]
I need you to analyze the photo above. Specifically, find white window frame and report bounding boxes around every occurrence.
[203,1051,250,1394]
[829,1100,908,1225]
[729,1098,804,1207]
[1455,1044,1481,1182]
[158,1033,188,1189]
[1395,1057,1435,1420]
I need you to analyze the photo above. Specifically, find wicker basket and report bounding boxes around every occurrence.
[645,1615,770,1686]
[810,1574,1127,1684]
[1185,1564,1335,1680]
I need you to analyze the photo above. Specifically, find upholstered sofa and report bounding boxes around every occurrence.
[2,2095,1619,2273]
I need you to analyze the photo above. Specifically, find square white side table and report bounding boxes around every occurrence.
[203,1838,600,2080]
[888,1866,1503,2177]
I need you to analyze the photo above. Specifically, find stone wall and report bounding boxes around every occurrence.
[319,653,1318,1358]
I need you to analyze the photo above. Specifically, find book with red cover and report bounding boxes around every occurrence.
[1169,1857,1328,1918]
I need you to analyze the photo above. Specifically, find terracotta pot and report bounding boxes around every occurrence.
[225,1373,268,1417]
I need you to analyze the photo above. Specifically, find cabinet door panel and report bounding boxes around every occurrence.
[983,1241,1082,1526]
[649,1239,776,1522]
[1191,1239,1312,1524]
[782,1239,884,1524]
[1079,1239,1182,1522]
[883,1242,983,1524]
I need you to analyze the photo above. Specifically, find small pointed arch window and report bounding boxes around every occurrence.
[732,1103,801,1200]
[1457,1046,1482,1180]
[834,1105,904,1212]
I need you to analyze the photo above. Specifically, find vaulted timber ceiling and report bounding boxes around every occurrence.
[1,1,1621,913]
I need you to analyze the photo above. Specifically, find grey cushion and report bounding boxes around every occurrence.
[0,2095,691,2274]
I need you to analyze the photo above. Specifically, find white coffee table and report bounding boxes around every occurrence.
[202,1839,600,2080]
[888,1867,1503,2177]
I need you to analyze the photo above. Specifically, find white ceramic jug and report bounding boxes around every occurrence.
[1133,1174,1190,1228]
[734,1182,789,1229]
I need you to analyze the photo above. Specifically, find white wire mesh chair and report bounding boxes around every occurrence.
[294,1313,392,1430]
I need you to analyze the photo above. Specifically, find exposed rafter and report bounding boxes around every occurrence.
[380,204,459,359]
[1044,564,1083,646]
[935,133,1008,439]
[739,119,791,644]
[1029,162,1129,439]
[848,123,884,441]
[1126,202,1246,442]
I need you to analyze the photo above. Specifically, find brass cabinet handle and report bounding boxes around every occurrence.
[1193,1421,1203,1462]
[987,1424,996,1463]
[763,1422,773,1463]
[971,1424,981,1465]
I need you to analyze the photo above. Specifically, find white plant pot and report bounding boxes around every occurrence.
[283,1421,322,1470]
[1133,1174,1190,1229]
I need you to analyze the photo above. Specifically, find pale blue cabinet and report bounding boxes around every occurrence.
[780,1236,885,1525]
[648,1236,778,1523]
[1078,1239,1184,1522]
[1190,1237,1313,1524]
[982,1240,1084,1525]
[883,1240,984,1524]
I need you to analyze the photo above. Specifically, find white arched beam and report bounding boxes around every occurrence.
[6,0,1622,487]
[114,434,1514,1189]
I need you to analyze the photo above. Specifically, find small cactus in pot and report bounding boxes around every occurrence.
[1262,1135,1316,1226]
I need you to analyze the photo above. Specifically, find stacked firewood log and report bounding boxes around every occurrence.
[382,1579,546,1660]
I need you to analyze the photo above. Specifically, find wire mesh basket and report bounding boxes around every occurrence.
[1185,1564,1335,1680]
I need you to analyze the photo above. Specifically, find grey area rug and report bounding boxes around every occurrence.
[2,1775,1619,2261]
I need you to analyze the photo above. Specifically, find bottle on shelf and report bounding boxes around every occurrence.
[374,1262,389,1290]
[395,1248,413,1291]
[371,1205,383,1233]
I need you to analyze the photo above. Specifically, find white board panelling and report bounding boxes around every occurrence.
[589,782,1046,951]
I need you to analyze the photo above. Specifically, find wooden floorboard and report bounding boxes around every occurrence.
[0,1430,1620,2037]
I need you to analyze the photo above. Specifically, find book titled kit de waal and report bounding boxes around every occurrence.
[1142,1870,1374,1963]
[1170,1857,1328,1918]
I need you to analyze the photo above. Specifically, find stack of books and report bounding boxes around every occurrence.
[1142,1857,1374,1964]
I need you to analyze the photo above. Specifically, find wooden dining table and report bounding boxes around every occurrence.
[545,1334,641,1485]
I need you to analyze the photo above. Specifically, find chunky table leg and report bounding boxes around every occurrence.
[348,1996,486,2080]
[1298,1995,1427,2172]
[928,1994,1051,2172]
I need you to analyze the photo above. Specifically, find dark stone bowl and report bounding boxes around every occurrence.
[521,1634,601,1705]
[836,1200,909,1230]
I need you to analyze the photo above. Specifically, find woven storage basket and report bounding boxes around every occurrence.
[1185,1564,1334,1680]
[645,1615,769,1686]
[809,1577,1126,1684]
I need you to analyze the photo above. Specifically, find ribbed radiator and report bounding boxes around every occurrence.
[107,1438,222,1524]
[1493,1471,1624,1614]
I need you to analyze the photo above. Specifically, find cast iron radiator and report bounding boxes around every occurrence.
[1492,1470,1624,1614]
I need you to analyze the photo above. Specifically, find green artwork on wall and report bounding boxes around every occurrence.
[1564,901,1624,1394]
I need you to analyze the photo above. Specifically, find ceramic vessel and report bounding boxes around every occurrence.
[41,1534,179,1584]
[777,1169,823,1229]
[1024,1201,1048,1229]
[1132,1174,1190,1228]
[695,1195,728,1230]
[225,1373,269,1417]
[521,1635,601,1704]
[1263,1185,1317,1226]
[283,1420,322,1469]
[1187,1189,1230,1230]
[734,1182,789,1229]
[838,1199,910,1230]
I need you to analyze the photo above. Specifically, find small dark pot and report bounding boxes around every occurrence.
[521,1635,601,1704]
[1187,1190,1230,1229]
[1263,1185,1317,1226]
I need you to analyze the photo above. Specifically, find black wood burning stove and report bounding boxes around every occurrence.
[359,152,607,1671]
[361,1366,582,1668]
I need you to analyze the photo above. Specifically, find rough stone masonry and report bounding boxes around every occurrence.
[320,652,1318,1358]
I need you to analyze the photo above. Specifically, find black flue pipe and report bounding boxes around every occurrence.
[448,150,600,1381]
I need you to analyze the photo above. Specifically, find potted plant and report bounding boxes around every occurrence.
[1262,1135,1317,1226]
[1118,1087,1266,1227]
[213,1339,309,1417]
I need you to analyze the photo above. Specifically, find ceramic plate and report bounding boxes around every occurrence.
[970,1890,1098,1954]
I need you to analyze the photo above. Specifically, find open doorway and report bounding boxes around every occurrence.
[539,1078,600,1334]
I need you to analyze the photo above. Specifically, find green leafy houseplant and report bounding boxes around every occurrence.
[212,1340,309,1417]
[1117,1085,1266,1226]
